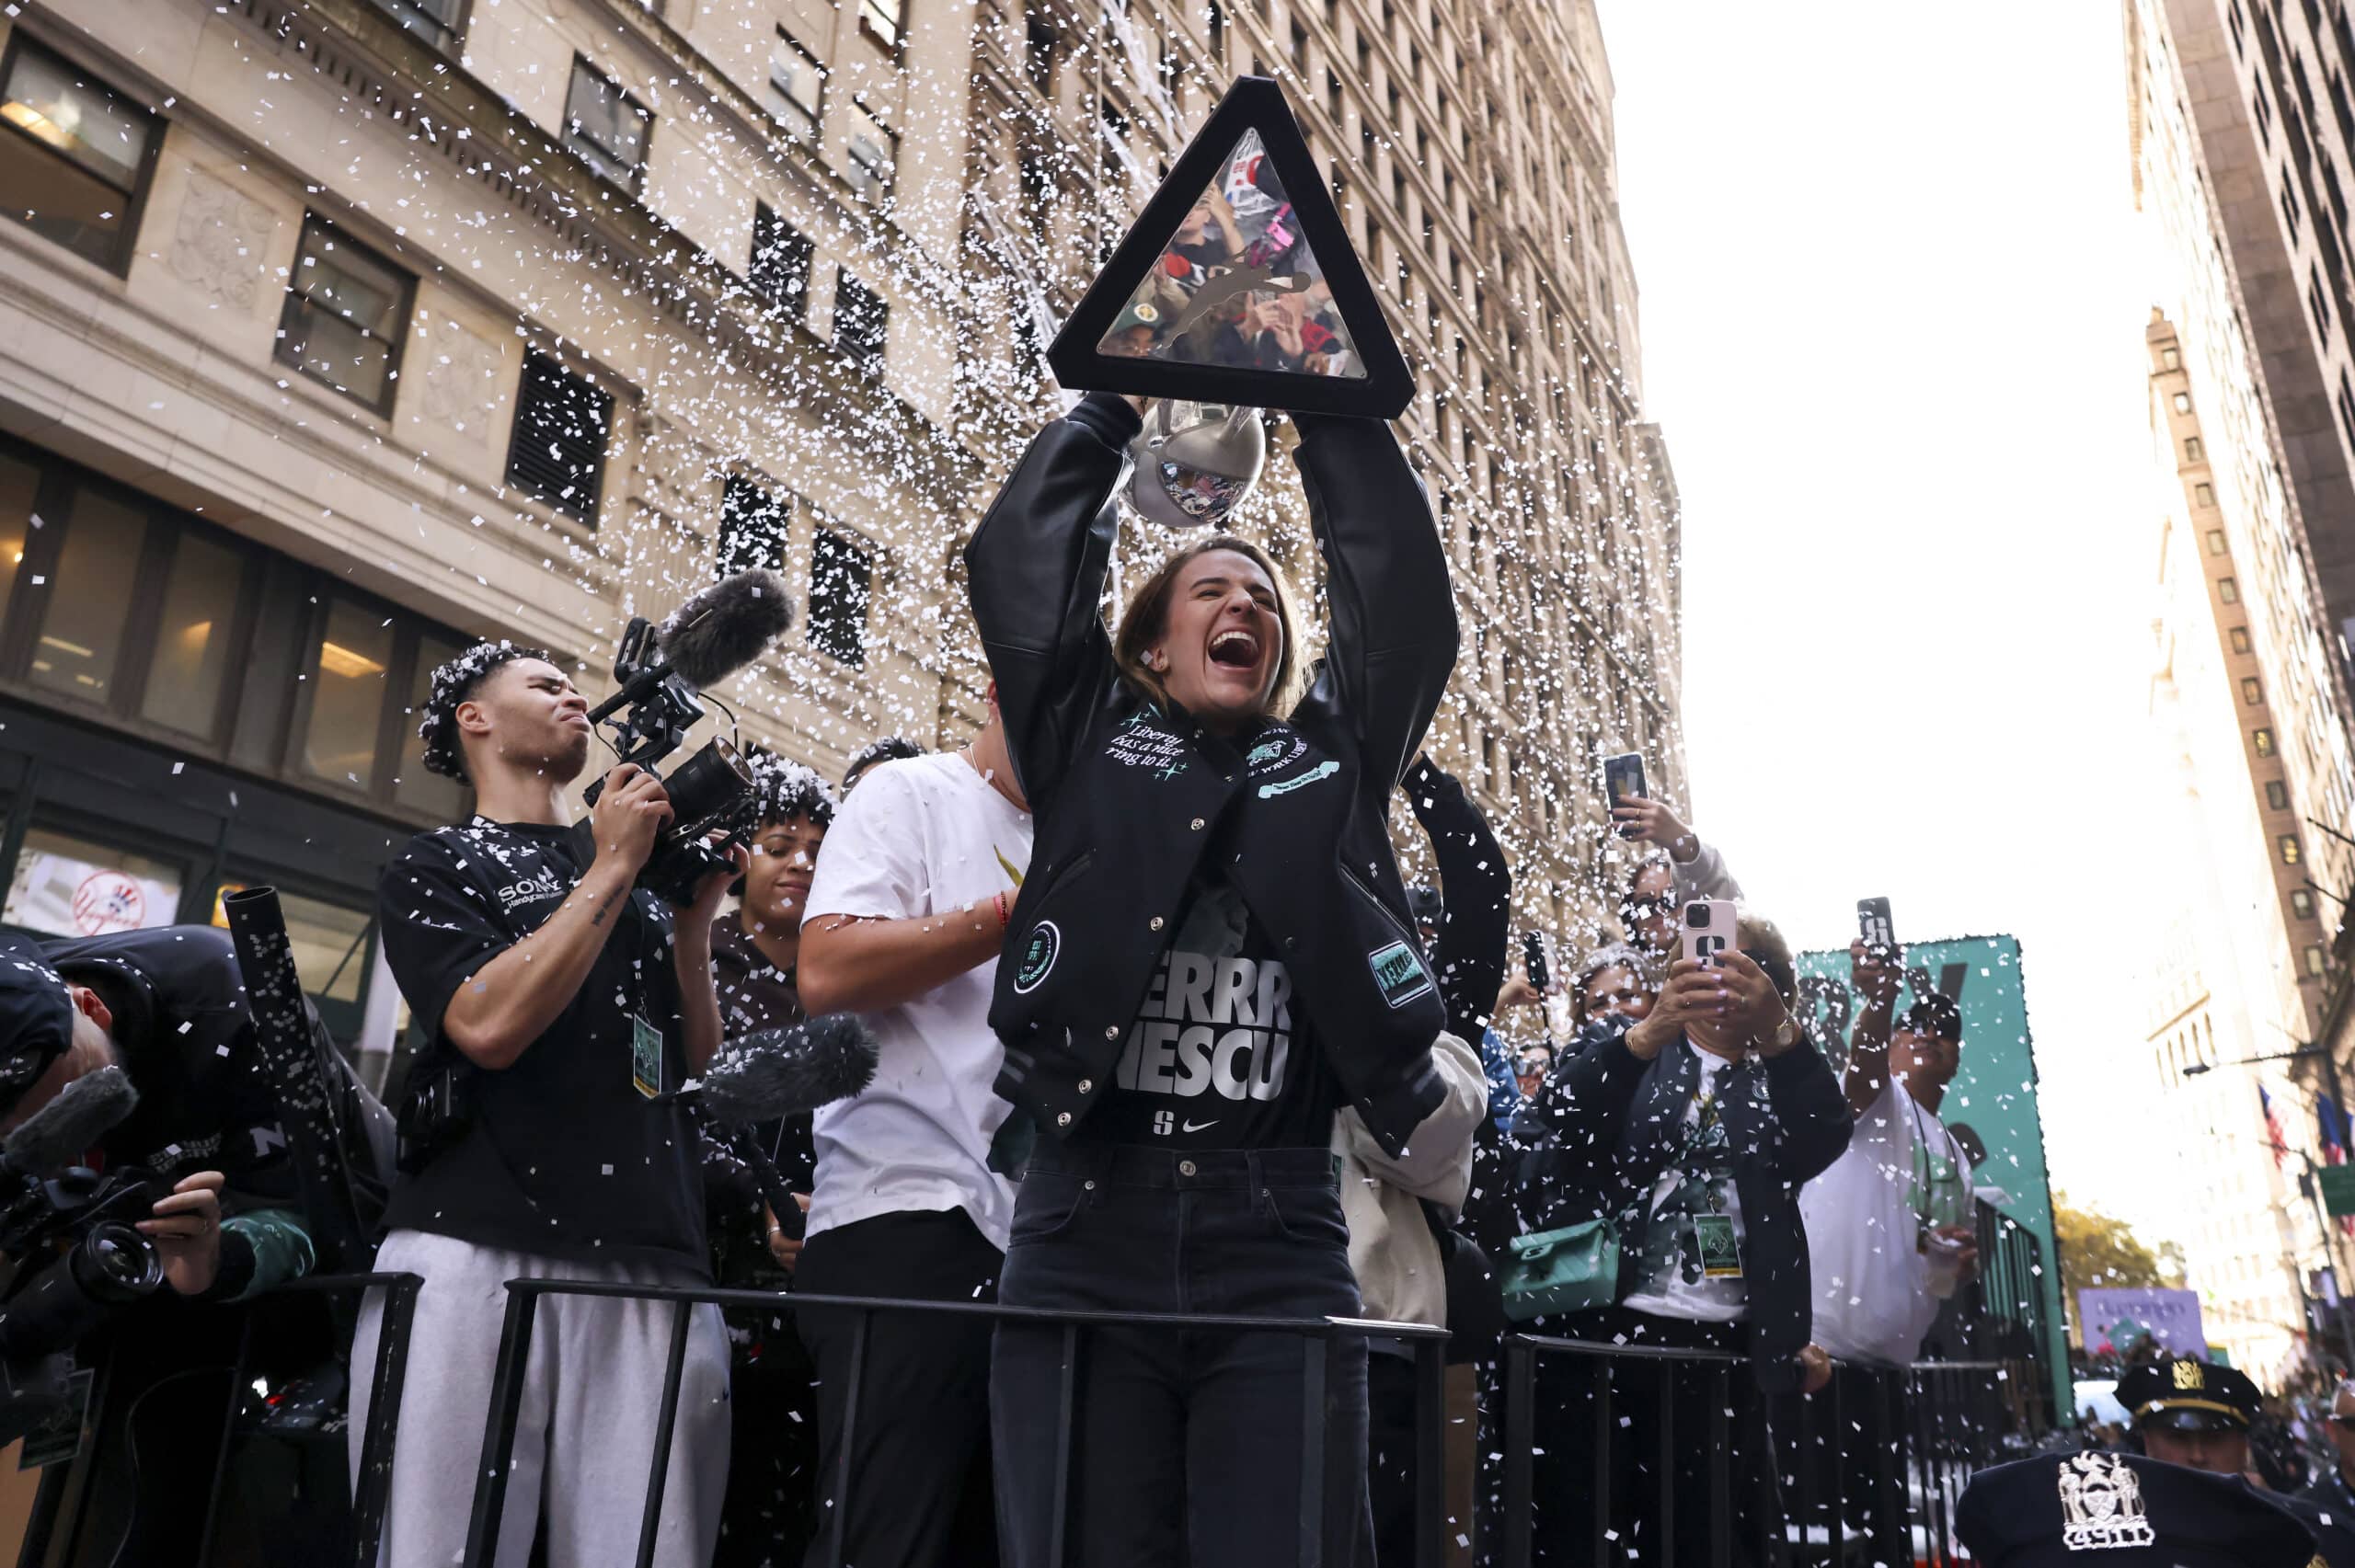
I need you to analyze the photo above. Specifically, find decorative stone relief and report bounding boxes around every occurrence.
[418,314,505,444]
[167,168,278,314]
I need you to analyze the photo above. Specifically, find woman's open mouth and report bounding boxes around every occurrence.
[1208,628,1260,670]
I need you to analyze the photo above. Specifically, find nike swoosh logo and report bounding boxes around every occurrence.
[1181,1119,1218,1133]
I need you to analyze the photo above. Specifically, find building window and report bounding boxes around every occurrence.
[394,632,469,819]
[2267,779,2290,810]
[718,475,791,576]
[2230,625,2251,654]
[859,0,907,52]
[299,598,395,793]
[2244,676,2264,705]
[0,826,183,937]
[2196,483,2216,509]
[750,204,813,319]
[0,37,158,273]
[2162,346,2181,370]
[2281,834,2303,865]
[807,527,873,666]
[2219,576,2239,603]
[2206,527,2227,555]
[142,530,247,740]
[2256,727,2276,756]
[844,97,896,201]
[2307,944,2329,977]
[365,0,466,54]
[2186,436,2204,461]
[564,57,650,189]
[2174,391,2193,414]
[276,217,413,415]
[506,350,614,526]
[28,487,146,704]
[767,29,824,141]
[2294,887,2317,920]
[833,273,888,370]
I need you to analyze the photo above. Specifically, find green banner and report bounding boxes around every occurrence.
[1796,934,2069,1414]
[2320,1164,2355,1219]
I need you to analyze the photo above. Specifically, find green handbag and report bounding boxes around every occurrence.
[1499,1219,1622,1323]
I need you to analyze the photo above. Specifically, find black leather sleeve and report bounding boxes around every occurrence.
[1291,413,1459,793]
[1406,756,1511,1046]
[1509,1018,1648,1232]
[963,394,1142,807]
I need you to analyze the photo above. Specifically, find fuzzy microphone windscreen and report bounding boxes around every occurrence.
[3,1065,137,1177]
[690,1014,879,1127]
[656,569,794,691]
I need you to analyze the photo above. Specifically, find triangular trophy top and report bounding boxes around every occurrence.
[1047,76,1414,420]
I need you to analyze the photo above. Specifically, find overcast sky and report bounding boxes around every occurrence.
[1598,4,2162,1206]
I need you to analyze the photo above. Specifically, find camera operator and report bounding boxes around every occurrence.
[0,930,328,1305]
[350,642,738,1568]
[1511,914,1851,1567]
[707,751,832,1568]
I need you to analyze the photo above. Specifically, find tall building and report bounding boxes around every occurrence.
[0,0,1683,1087]
[2128,0,2355,1371]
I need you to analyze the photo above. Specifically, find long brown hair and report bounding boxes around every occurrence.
[1112,535,1302,718]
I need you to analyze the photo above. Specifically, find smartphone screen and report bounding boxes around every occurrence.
[1603,752,1647,807]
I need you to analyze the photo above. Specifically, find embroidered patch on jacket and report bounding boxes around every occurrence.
[2055,1451,2153,1551]
[1014,921,1061,994]
[1246,730,1306,777]
[1258,760,1338,799]
[1367,941,1434,1009]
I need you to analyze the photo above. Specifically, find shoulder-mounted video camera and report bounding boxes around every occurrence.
[573,570,795,907]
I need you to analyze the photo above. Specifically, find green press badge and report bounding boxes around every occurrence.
[631,1012,663,1100]
[1693,1214,1742,1280]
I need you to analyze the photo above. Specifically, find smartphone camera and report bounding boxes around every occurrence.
[1685,901,1711,929]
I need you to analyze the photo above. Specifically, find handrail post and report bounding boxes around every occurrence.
[463,1285,543,1568]
[632,1299,695,1568]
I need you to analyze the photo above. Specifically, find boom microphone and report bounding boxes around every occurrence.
[656,568,795,692]
[683,1014,878,1128]
[2,1067,137,1179]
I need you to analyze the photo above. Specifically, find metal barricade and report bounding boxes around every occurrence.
[1497,1335,2041,1568]
[15,1270,420,1568]
[458,1279,1453,1568]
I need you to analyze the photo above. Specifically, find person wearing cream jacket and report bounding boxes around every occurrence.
[1338,1029,1489,1568]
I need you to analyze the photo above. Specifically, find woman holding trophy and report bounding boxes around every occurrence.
[963,387,1462,1566]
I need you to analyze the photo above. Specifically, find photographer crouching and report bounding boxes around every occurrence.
[351,642,741,1568]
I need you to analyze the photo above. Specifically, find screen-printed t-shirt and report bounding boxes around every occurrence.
[1077,876,1340,1150]
[376,818,706,1274]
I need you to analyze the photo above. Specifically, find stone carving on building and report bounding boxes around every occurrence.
[167,168,279,314]
[418,314,506,444]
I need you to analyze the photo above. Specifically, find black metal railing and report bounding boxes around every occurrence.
[460,1280,1454,1568]
[1497,1333,2045,1568]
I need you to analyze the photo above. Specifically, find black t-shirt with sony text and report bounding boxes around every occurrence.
[376,818,706,1274]
[1077,876,1339,1150]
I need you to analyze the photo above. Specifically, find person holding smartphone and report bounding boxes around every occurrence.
[966,390,1459,1568]
[1509,913,1851,1567]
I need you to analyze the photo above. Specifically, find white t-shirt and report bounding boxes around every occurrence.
[1798,1077,1975,1367]
[801,752,1031,1251]
[1621,1044,1749,1325]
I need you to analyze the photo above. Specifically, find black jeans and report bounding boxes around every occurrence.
[796,1208,1003,1568]
[1526,1307,1777,1568]
[991,1143,1364,1568]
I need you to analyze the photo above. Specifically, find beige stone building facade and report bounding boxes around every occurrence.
[0,0,1683,1081]
[2128,0,2355,1373]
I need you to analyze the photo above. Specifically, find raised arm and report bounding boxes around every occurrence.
[1291,413,1458,792]
[1839,939,1904,1119]
[962,394,1139,805]
[1404,755,1511,1045]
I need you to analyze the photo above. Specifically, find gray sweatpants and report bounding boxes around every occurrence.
[348,1229,731,1568]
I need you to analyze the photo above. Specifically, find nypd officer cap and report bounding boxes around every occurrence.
[2117,1356,2264,1434]
[1956,1449,2319,1566]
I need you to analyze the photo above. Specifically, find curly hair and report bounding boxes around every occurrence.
[741,749,837,832]
[841,735,925,791]
[417,641,552,783]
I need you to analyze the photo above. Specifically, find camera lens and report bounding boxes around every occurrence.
[74,1221,166,1303]
[664,737,754,830]
[1685,902,1708,927]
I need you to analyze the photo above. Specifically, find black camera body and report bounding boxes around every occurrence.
[575,614,757,908]
[0,1158,167,1442]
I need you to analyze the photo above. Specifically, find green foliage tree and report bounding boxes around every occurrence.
[2055,1190,2188,1334]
